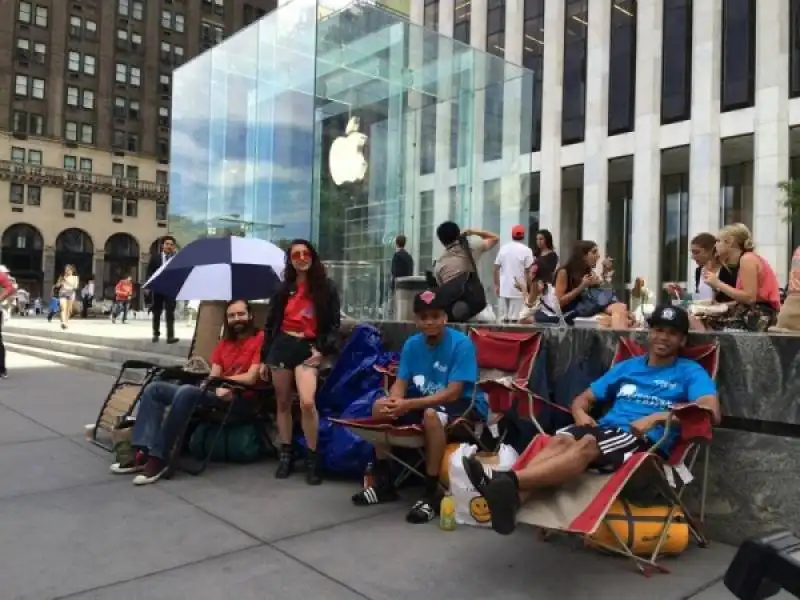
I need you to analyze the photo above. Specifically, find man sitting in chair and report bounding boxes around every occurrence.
[352,289,487,523]
[110,299,265,485]
[462,305,721,535]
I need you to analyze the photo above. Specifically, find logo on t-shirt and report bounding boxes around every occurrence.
[618,384,637,397]
[411,373,444,396]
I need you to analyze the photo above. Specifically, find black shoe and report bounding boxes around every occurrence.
[462,456,520,535]
[305,453,322,486]
[0,371,7,379]
[406,498,438,524]
[166,337,179,345]
[275,447,293,479]
[352,484,399,506]
[152,335,160,343]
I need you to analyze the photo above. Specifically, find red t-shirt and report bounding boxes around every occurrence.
[281,282,317,338]
[210,330,264,378]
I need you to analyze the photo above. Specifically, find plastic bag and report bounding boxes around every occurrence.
[474,305,497,323]
[448,443,519,528]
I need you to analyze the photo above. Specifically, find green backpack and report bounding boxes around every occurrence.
[188,423,268,463]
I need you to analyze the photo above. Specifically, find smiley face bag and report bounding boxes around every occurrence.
[448,443,518,528]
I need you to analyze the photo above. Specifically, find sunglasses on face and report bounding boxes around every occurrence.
[291,250,311,261]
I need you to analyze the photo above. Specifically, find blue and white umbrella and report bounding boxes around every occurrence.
[144,236,286,301]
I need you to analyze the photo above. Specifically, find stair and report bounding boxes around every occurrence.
[3,325,189,377]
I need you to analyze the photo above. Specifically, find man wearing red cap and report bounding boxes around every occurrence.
[494,225,534,322]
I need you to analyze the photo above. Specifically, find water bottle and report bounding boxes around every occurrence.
[440,493,456,531]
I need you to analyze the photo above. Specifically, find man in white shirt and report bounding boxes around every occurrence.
[494,225,534,322]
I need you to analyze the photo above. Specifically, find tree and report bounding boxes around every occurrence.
[777,179,800,223]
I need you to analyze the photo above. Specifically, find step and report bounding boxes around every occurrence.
[6,343,129,378]
[3,333,185,370]
[2,323,193,357]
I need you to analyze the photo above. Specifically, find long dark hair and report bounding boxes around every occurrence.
[222,299,256,341]
[283,238,330,317]
[561,240,597,289]
[534,229,554,257]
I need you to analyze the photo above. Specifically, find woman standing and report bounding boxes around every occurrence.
[532,229,559,283]
[553,240,629,328]
[702,224,781,331]
[260,240,341,485]
[57,265,79,330]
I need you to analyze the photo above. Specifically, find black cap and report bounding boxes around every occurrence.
[647,304,690,335]
[413,289,445,314]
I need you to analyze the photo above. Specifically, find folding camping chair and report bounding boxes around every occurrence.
[330,328,548,485]
[513,337,719,576]
[91,301,229,451]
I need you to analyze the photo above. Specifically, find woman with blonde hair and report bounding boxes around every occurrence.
[702,223,781,331]
[56,264,79,330]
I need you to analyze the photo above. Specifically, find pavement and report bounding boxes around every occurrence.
[0,352,785,600]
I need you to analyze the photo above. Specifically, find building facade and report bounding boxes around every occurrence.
[0,0,276,299]
[409,0,800,296]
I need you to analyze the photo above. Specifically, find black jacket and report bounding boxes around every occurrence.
[261,277,341,359]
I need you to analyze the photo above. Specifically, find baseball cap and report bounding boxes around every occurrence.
[511,225,525,240]
[413,289,445,314]
[647,304,690,335]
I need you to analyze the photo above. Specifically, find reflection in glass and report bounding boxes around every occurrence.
[562,0,588,145]
[660,173,690,285]
[661,0,692,124]
[482,179,502,300]
[607,178,633,300]
[522,172,540,244]
[418,191,435,272]
[484,0,505,161]
[608,0,637,135]
[721,0,755,111]
[522,0,545,152]
[720,162,753,228]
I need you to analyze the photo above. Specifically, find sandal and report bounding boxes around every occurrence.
[405,499,437,524]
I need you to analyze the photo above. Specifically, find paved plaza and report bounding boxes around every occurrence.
[0,351,784,600]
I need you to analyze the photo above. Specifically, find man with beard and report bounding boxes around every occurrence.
[461,305,721,535]
[110,300,265,485]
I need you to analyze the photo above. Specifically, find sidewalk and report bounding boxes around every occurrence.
[4,314,196,341]
[0,352,776,600]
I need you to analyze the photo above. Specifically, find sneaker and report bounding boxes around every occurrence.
[110,450,147,475]
[305,452,322,486]
[405,498,437,524]
[152,335,160,343]
[275,447,293,479]
[351,484,399,506]
[0,371,7,379]
[166,337,179,345]
[111,316,116,324]
[132,457,169,486]
[462,455,520,535]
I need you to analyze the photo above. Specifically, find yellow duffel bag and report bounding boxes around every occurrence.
[588,498,689,557]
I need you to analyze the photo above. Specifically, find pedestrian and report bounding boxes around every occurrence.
[80,276,95,318]
[112,275,134,324]
[0,265,16,379]
[146,235,179,344]
[56,265,79,330]
[494,225,534,322]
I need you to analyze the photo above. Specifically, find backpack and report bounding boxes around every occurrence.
[188,422,268,463]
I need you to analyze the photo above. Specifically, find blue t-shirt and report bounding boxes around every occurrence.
[590,355,717,451]
[397,328,488,418]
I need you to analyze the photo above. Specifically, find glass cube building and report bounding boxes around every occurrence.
[169,0,533,318]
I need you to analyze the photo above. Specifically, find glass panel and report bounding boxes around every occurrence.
[562,0,588,144]
[522,0,545,152]
[608,0,636,135]
[791,0,800,97]
[170,0,533,318]
[721,0,755,111]
[660,172,690,285]
[607,178,633,300]
[661,0,693,123]
[720,162,754,228]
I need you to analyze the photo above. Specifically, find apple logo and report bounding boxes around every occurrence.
[329,116,368,186]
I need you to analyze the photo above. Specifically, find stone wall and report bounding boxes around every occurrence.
[365,321,800,545]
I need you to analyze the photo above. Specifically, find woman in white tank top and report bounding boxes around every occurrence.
[57,264,79,330]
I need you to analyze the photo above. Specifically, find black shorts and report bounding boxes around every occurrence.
[394,398,473,426]
[557,425,649,472]
[266,332,314,370]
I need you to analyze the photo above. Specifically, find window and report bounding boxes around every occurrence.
[117,29,129,47]
[79,193,92,212]
[113,97,126,118]
[721,0,756,111]
[12,111,43,135]
[113,130,125,149]
[174,46,184,63]
[130,67,141,86]
[16,38,30,54]
[158,138,170,159]
[484,0,505,162]
[85,20,97,38]
[111,197,124,216]
[159,74,171,93]
[126,198,138,217]
[160,41,171,62]
[562,0,589,144]
[118,0,129,16]
[126,166,139,180]
[158,106,170,127]
[720,163,754,228]
[10,184,25,205]
[523,0,545,152]
[33,42,46,63]
[132,1,144,20]
[28,150,42,165]
[83,54,96,75]
[156,201,168,220]
[31,78,44,99]
[112,163,125,178]
[115,63,127,83]
[156,170,168,185]
[30,114,44,135]
[175,14,185,32]
[11,147,25,163]
[660,172,690,286]
[27,185,41,206]
[608,1,637,135]
[82,90,95,110]
[35,6,48,27]
[131,32,142,50]
[161,10,172,28]
[129,99,140,119]
[81,124,93,144]
[80,158,92,172]
[70,16,82,37]
[201,21,224,46]
[67,86,79,106]
[68,51,80,72]
[63,191,76,211]
[64,156,77,170]
[18,1,32,23]
[454,0,471,43]
[791,0,800,96]
[65,121,78,141]
[127,133,139,152]
[15,75,28,96]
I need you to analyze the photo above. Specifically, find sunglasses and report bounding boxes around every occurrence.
[291,249,311,261]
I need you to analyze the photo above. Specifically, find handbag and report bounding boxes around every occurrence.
[451,237,487,321]
[575,286,617,318]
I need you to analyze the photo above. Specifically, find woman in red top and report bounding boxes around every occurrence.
[261,240,341,484]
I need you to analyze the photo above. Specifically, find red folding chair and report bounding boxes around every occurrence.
[513,337,719,576]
